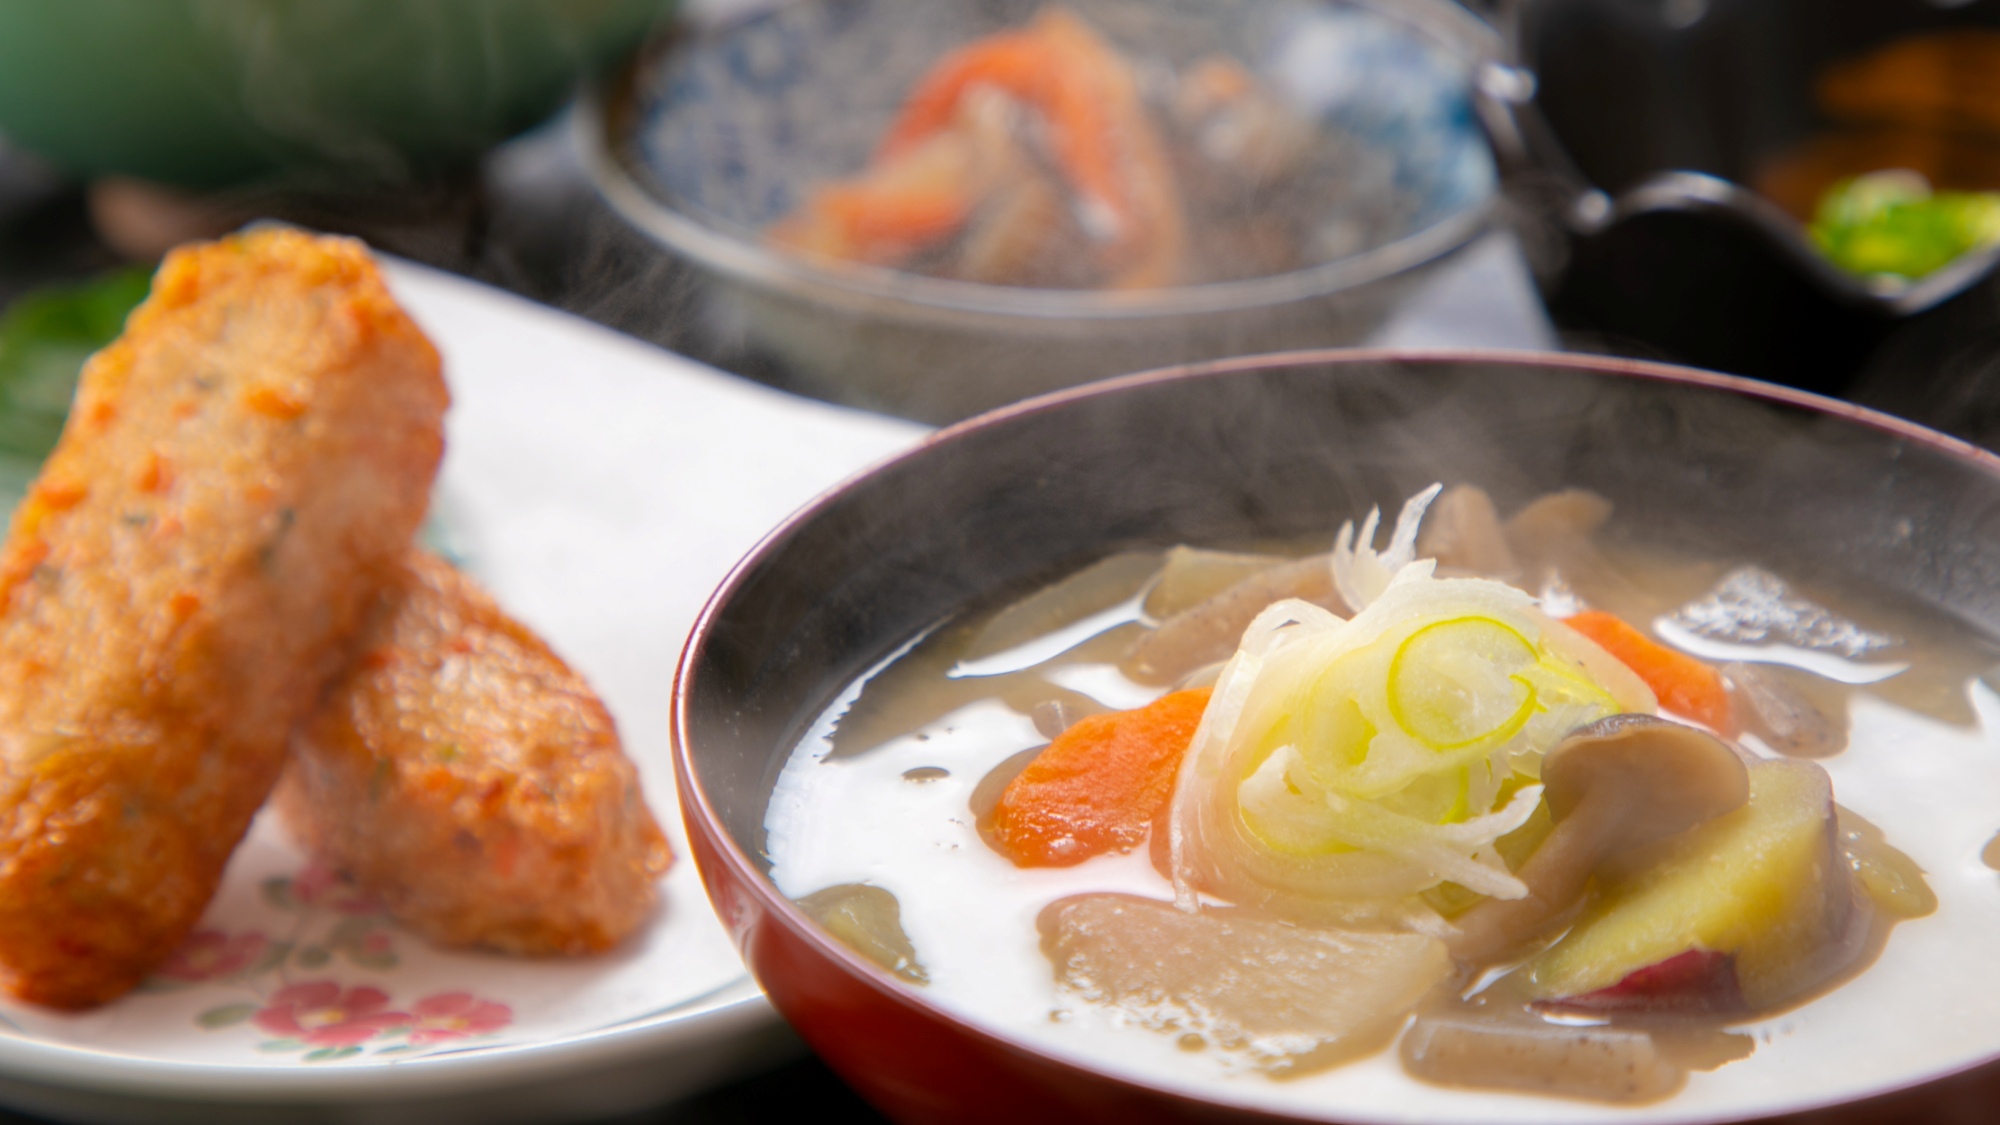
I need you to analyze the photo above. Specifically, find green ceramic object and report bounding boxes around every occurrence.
[0,0,674,189]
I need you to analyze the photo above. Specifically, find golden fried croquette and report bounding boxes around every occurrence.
[276,551,670,956]
[0,229,448,1008]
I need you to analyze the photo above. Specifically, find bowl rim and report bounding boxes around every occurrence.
[671,346,2000,1125]
[581,0,1508,327]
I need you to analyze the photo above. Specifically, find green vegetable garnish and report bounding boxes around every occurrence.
[0,267,153,516]
[1811,170,2000,281]
[0,268,151,457]
[0,265,466,555]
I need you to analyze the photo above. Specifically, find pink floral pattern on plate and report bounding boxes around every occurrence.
[155,864,513,1061]
[254,983,411,1049]
[407,992,513,1045]
[155,930,275,984]
[285,864,388,915]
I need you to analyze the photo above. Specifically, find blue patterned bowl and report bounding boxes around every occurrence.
[585,0,1511,422]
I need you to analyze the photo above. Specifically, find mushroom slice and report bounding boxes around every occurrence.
[1142,546,1287,620]
[1501,489,1647,610]
[1121,553,1343,685]
[1449,715,1749,963]
[1416,485,1519,580]
[1503,489,1613,550]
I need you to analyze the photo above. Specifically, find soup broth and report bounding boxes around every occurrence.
[766,485,2000,1119]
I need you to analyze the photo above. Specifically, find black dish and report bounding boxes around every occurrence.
[1506,0,2000,394]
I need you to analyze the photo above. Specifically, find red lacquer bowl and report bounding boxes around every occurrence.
[672,350,2000,1125]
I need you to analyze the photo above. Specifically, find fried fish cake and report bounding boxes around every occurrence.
[0,229,448,1008]
[276,551,670,956]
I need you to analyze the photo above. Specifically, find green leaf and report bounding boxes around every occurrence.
[304,1046,363,1063]
[347,950,398,971]
[326,916,374,949]
[294,946,331,969]
[0,267,150,462]
[196,1003,258,1030]
[260,876,297,911]
[373,1044,419,1055]
[237,940,293,980]
[258,1039,305,1053]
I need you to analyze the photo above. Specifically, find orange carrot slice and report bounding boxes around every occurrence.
[1565,610,1737,735]
[990,687,1211,867]
[766,131,980,264]
[881,12,1131,227]
[879,30,1050,161]
[874,7,1184,287]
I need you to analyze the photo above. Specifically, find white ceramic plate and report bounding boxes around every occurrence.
[0,260,928,1125]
